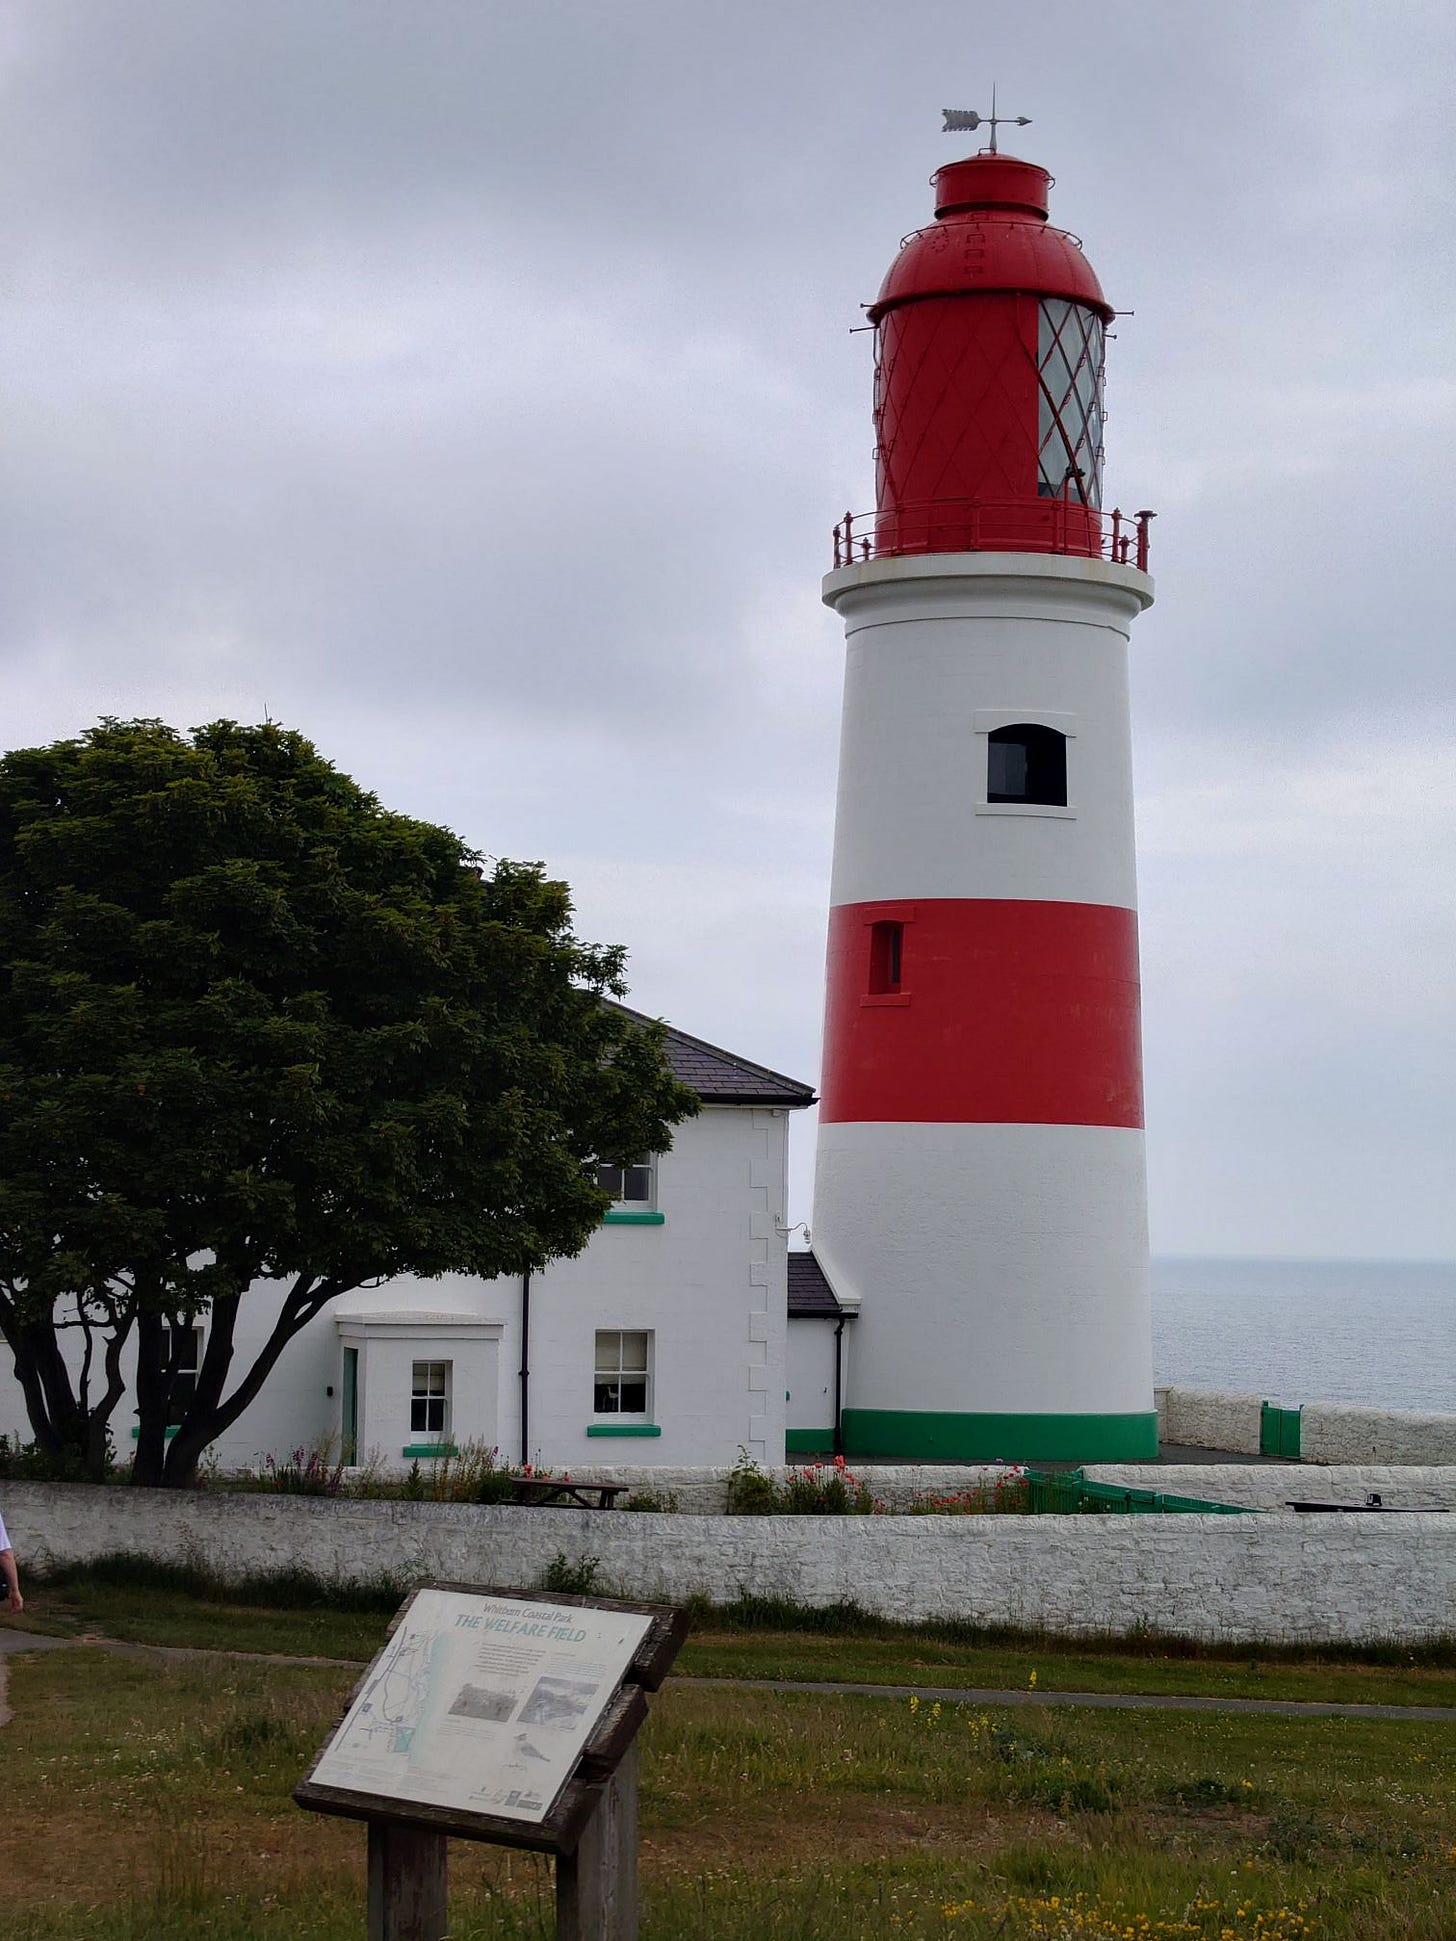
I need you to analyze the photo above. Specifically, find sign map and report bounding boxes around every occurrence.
[310,1587,653,1824]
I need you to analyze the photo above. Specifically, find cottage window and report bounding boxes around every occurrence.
[410,1360,451,1437]
[597,1156,656,1209]
[594,1330,651,1416]
[162,1322,203,1419]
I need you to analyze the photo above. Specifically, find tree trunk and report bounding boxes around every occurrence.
[0,1310,91,1473]
[159,1277,340,1488]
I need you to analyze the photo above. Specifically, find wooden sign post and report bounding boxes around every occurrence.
[555,1740,638,1941]
[366,1824,447,1940]
[295,1583,686,1941]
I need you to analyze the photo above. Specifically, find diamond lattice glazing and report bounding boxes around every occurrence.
[1037,299,1105,505]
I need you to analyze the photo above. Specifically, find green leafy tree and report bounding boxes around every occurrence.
[0,719,697,1486]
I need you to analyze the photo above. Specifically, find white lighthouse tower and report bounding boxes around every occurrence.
[812,125,1158,1462]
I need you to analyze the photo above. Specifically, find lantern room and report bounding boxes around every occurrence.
[865,151,1116,560]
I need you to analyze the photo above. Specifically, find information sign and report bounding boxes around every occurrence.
[310,1587,654,1826]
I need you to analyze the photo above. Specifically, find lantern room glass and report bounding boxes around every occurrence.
[1037,299,1105,507]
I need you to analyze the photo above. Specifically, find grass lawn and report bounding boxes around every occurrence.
[18,1571,390,1663]
[679,1630,1456,1710]
[2,1646,1454,1939]
[17,1564,1456,1710]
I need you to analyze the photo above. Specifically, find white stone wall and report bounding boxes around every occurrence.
[1085,1464,1456,1512]
[1156,1388,1456,1464]
[1300,1405,1456,1466]
[1158,1388,1265,1455]
[532,1460,1456,1516]
[559,1462,1016,1513]
[5,1482,1453,1645]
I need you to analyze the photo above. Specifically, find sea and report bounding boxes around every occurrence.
[1150,1257,1456,1415]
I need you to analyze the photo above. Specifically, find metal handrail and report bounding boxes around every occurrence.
[831,501,1155,572]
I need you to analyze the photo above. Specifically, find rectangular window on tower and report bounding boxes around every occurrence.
[868,920,904,995]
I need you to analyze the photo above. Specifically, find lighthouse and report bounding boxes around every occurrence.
[812,120,1158,1463]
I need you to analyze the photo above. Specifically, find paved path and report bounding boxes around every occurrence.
[0,1628,1448,1726]
[690,1675,1456,1723]
[0,1625,358,1722]
[0,1625,357,1667]
[0,1626,74,1657]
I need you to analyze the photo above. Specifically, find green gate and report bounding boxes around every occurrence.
[1259,1402,1302,1459]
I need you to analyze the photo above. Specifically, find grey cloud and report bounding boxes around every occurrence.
[3,0,1453,1257]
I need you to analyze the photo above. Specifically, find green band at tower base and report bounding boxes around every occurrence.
[841,1409,1159,1463]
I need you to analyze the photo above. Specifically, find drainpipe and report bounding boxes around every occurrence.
[518,1269,531,1467]
[832,1312,848,1457]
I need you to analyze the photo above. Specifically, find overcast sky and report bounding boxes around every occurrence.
[3,1,1452,1261]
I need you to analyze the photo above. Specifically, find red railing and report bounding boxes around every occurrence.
[831,501,1155,572]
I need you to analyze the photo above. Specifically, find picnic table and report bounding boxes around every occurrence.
[509,1476,628,1510]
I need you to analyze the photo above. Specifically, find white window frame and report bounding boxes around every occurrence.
[162,1321,204,1419]
[410,1359,452,1439]
[596,1155,657,1211]
[593,1329,652,1418]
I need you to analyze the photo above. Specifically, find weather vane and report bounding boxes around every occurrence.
[942,85,1031,155]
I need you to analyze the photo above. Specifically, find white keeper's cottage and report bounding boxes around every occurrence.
[0,1013,834,1474]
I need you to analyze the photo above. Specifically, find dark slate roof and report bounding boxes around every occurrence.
[612,1004,816,1109]
[788,1250,844,1318]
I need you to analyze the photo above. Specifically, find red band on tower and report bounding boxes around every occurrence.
[819,898,1144,1128]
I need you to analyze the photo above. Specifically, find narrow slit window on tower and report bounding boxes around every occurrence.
[868,920,904,994]
[987,724,1068,807]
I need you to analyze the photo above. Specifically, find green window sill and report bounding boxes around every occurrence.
[586,1422,662,1438]
[602,1209,665,1226]
[401,1443,459,1460]
[130,1425,181,1439]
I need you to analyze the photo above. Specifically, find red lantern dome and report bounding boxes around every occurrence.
[867,151,1114,559]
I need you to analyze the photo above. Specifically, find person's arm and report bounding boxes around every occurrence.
[0,1547,22,1614]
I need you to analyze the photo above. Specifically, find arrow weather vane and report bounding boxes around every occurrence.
[942,84,1031,155]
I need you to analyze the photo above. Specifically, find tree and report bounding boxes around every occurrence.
[0,719,697,1486]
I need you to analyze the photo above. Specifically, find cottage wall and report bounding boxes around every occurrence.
[0,1104,793,1473]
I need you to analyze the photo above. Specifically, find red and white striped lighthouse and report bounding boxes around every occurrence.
[812,130,1158,1462]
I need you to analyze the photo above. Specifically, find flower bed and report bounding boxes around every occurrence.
[727,1453,1034,1516]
